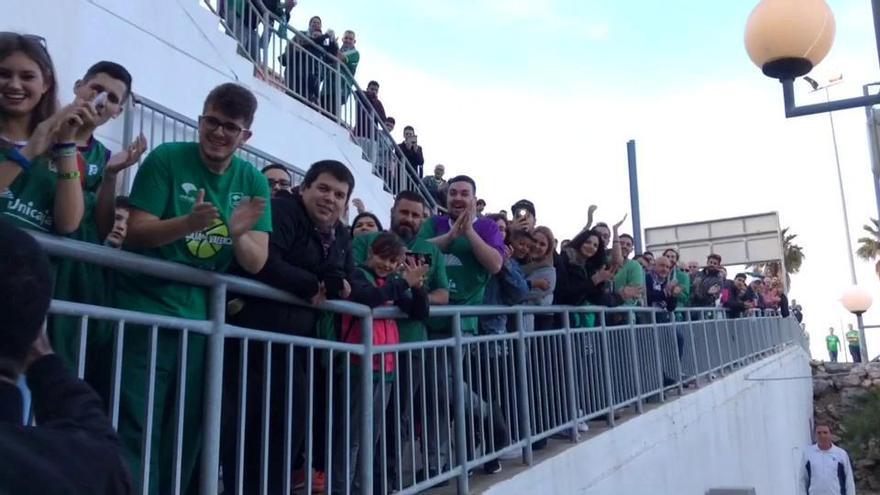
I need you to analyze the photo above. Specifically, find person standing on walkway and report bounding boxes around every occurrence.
[825,328,840,363]
[845,324,861,363]
[799,423,856,495]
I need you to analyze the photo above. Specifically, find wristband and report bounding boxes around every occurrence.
[53,147,78,159]
[5,147,32,171]
[51,142,77,151]
[57,170,81,181]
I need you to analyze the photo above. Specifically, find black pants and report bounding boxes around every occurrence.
[849,345,862,363]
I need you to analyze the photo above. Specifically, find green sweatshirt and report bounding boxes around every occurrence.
[614,259,645,306]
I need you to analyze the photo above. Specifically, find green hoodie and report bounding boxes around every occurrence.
[613,259,645,305]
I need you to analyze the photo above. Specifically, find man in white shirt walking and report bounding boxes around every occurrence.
[800,423,856,495]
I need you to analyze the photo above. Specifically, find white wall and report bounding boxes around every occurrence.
[3,0,393,223]
[488,347,814,495]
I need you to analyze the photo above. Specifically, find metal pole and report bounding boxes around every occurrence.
[864,86,880,221]
[450,313,470,494]
[626,140,643,254]
[857,313,870,363]
[199,283,227,494]
[360,315,375,495]
[825,87,859,285]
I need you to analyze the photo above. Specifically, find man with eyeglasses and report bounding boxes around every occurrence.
[261,163,293,197]
[113,83,271,494]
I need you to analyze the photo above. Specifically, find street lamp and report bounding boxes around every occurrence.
[840,285,872,363]
[744,0,880,117]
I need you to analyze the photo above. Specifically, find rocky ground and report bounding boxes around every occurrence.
[812,360,880,494]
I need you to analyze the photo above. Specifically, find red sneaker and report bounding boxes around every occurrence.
[292,468,326,493]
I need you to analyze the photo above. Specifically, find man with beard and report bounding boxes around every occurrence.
[352,189,448,488]
[690,254,724,308]
[417,175,507,479]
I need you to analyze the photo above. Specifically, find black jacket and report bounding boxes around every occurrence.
[349,266,430,320]
[0,355,131,495]
[231,191,353,336]
[398,143,425,177]
[555,248,621,307]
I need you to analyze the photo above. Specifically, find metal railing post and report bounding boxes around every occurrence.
[120,99,136,193]
[599,311,615,426]
[360,314,375,495]
[627,310,643,413]
[450,313,469,494]
[561,310,579,440]
[650,310,665,402]
[199,283,227,494]
[514,310,533,464]
[686,310,699,388]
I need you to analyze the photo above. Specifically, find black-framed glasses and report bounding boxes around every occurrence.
[198,115,247,137]
[267,178,292,188]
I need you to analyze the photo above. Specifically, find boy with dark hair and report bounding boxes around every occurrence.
[691,253,724,308]
[115,82,271,494]
[0,220,131,494]
[49,60,147,372]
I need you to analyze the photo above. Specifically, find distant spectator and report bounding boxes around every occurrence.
[523,226,557,331]
[690,254,724,307]
[721,272,752,318]
[337,30,359,104]
[510,199,536,234]
[645,255,679,323]
[556,228,621,327]
[745,279,765,310]
[116,83,271,493]
[355,80,386,138]
[281,16,338,105]
[0,220,131,495]
[799,423,855,495]
[662,249,691,313]
[399,126,425,177]
[261,163,293,197]
[639,251,655,271]
[422,164,446,206]
[351,211,383,237]
[791,299,804,322]
[845,324,861,363]
[825,328,840,362]
[385,116,395,132]
[476,198,486,216]
[614,233,645,307]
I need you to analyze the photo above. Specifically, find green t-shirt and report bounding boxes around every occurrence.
[114,142,271,319]
[845,330,860,346]
[341,47,360,82]
[352,231,448,342]
[417,217,498,334]
[826,334,840,352]
[613,259,645,306]
[0,149,60,233]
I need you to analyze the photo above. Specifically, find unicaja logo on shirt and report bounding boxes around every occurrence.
[185,218,232,259]
[5,198,52,230]
[179,183,199,203]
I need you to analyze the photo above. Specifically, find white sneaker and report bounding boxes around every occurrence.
[577,422,590,432]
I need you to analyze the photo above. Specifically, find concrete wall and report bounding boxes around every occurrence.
[488,346,813,495]
[3,0,393,223]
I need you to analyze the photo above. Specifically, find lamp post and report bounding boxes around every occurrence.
[744,0,880,117]
[840,286,873,363]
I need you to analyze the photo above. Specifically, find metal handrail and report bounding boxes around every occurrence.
[199,0,439,210]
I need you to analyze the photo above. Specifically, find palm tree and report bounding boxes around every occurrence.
[856,218,880,278]
[747,227,805,286]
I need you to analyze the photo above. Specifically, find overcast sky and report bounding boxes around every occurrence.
[300,0,880,359]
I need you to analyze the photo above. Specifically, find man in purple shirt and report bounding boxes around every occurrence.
[417,175,508,478]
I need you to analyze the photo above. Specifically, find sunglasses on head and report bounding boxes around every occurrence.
[0,32,48,49]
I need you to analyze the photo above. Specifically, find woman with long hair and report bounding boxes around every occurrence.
[522,225,557,331]
[556,228,619,322]
[0,32,94,234]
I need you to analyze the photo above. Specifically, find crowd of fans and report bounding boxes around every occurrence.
[0,25,801,495]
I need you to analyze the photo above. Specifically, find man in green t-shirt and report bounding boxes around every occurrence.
[845,324,861,363]
[351,189,448,485]
[50,61,149,374]
[613,233,645,307]
[114,83,271,495]
[826,327,840,362]
[338,29,360,104]
[417,175,507,477]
